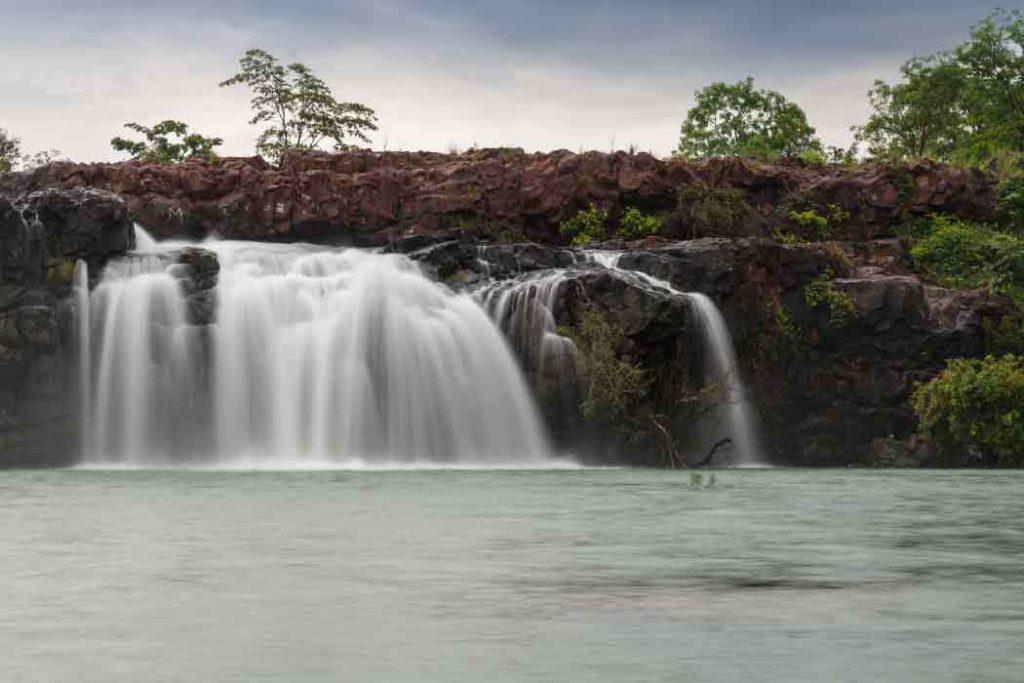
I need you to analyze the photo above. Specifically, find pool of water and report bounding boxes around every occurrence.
[2,468,1022,681]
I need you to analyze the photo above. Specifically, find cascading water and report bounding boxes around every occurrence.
[588,252,764,466]
[73,260,91,460]
[81,233,552,467]
[478,271,577,381]
[479,251,764,466]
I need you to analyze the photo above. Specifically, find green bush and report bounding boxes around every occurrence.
[618,207,662,239]
[909,215,1024,300]
[560,205,662,244]
[804,272,857,326]
[788,209,829,240]
[568,308,648,420]
[995,173,1024,232]
[912,354,1024,467]
[676,184,753,236]
[559,205,609,245]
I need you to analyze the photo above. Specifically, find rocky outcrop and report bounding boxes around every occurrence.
[1,150,993,245]
[0,189,134,467]
[451,235,1009,467]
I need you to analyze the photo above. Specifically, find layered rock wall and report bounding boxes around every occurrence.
[1,150,993,244]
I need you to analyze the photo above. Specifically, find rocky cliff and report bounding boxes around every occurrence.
[1,149,993,244]
[0,151,1009,467]
[0,188,134,466]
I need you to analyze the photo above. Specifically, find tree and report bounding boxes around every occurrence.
[111,120,223,163]
[220,48,378,164]
[853,57,968,162]
[855,10,1024,164]
[955,9,1024,157]
[0,128,21,172]
[676,77,819,159]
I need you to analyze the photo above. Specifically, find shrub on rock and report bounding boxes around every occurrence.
[912,354,1024,467]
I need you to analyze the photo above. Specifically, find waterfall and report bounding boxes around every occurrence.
[478,271,577,381]
[134,223,157,251]
[685,293,764,467]
[82,238,552,467]
[74,260,91,461]
[587,252,764,466]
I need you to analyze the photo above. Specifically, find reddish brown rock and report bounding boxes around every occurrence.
[1,150,995,244]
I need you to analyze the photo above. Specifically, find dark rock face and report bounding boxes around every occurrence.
[0,189,134,467]
[457,235,1007,467]
[173,247,220,325]
[2,151,993,245]
[1,189,134,285]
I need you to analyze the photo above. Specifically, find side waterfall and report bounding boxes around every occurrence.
[480,252,764,466]
[591,252,763,466]
[73,260,91,461]
[81,235,551,467]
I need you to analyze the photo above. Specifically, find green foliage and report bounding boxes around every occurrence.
[984,315,1024,356]
[853,57,968,161]
[771,229,808,245]
[676,184,752,236]
[787,209,829,240]
[46,257,76,285]
[221,48,378,164]
[804,272,857,326]
[0,128,20,172]
[854,10,1024,164]
[568,308,649,421]
[559,205,662,244]
[111,120,223,163]
[912,354,1024,467]
[618,207,663,239]
[676,77,819,160]
[797,144,859,166]
[909,215,1024,299]
[559,205,609,245]
[995,164,1024,232]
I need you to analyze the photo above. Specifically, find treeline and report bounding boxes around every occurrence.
[0,10,1021,173]
[677,9,1024,172]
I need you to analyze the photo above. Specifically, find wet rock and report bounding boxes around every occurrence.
[172,247,220,326]
[0,188,134,468]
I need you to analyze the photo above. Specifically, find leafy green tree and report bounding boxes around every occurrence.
[955,10,1024,157]
[853,57,968,161]
[220,48,378,164]
[855,10,1024,164]
[676,77,819,159]
[111,120,223,163]
[0,128,21,172]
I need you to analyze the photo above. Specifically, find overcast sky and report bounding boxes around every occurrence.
[0,1,1003,161]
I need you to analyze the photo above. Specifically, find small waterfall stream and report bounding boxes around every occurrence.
[479,251,765,467]
[589,252,764,466]
[73,260,91,461]
[81,234,552,467]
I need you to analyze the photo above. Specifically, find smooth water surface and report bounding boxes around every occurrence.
[2,469,1023,682]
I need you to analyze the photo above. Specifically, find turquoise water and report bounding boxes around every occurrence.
[2,469,1023,682]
